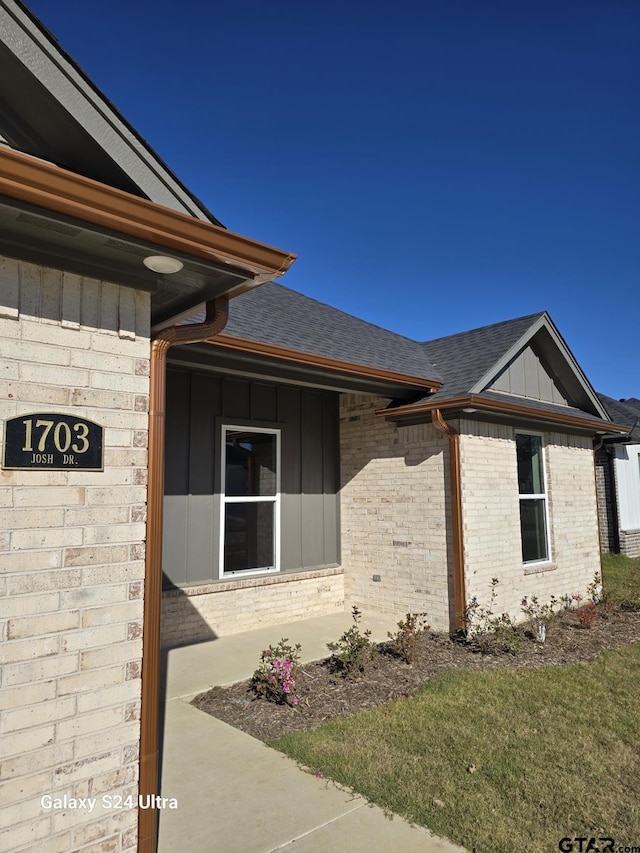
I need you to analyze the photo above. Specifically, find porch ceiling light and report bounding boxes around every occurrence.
[143,254,184,274]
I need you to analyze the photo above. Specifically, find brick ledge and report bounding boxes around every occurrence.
[163,566,344,598]
[523,562,557,576]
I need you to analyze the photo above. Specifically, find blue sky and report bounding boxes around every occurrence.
[28,0,639,399]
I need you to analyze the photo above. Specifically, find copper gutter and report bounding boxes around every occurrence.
[0,146,296,276]
[379,394,631,434]
[431,409,466,632]
[138,297,229,853]
[206,334,442,391]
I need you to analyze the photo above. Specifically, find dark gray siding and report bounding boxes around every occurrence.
[163,366,340,586]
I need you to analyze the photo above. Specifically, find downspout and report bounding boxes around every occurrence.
[431,409,466,632]
[138,297,229,853]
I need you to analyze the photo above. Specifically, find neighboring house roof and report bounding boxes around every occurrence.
[598,394,640,427]
[180,282,443,394]
[0,0,221,223]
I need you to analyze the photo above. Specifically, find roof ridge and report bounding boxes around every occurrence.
[420,311,546,346]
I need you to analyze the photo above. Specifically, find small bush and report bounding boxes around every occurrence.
[520,594,559,623]
[464,578,520,655]
[327,606,375,678]
[576,602,598,629]
[388,612,430,664]
[252,638,302,706]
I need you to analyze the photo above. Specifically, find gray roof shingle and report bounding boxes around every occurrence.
[597,394,640,427]
[419,313,545,400]
[214,282,442,384]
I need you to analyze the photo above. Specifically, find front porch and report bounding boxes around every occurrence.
[157,611,465,853]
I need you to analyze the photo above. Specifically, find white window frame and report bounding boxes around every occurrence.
[515,430,552,565]
[219,424,281,578]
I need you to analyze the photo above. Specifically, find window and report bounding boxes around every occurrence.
[516,432,550,563]
[220,426,280,576]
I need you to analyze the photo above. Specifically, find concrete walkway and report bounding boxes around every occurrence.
[157,612,467,853]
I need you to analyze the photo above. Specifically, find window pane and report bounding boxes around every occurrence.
[516,433,544,494]
[225,431,277,496]
[224,502,275,573]
[520,499,548,562]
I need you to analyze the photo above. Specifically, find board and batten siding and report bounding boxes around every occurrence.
[490,344,568,405]
[162,366,340,586]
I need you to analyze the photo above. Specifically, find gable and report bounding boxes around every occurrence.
[0,0,220,223]
[471,315,608,420]
[489,343,569,406]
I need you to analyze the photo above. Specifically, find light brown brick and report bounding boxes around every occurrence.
[7,609,78,639]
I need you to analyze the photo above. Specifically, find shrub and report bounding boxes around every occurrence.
[388,612,430,664]
[252,638,302,706]
[587,572,603,604]
[464,578,520,655]
[577,602,598,629]
[327,606,375,678]
[520,594,559,623]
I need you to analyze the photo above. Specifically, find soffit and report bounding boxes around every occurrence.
[0,148,295,326]
[167,344,425,399]
[0,196,249,324]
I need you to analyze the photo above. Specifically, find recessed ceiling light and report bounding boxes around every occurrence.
[143,255,184,274]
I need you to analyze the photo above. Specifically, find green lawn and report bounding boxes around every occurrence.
[273,555,640,853]
[602,551,640,604]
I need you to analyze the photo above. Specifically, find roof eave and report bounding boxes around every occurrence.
[0,147,296,324]
[203,334,442,393]
[0,146,295,276]
[378,394,630,434]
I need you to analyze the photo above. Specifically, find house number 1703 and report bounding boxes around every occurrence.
[21,418,90,454]
[2,412,104,471]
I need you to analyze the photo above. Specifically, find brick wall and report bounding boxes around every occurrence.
[459,421,601,620]
[458,421,523,614]
[620,529,640,558]
[594,447,616,552]
[0,258,149,853]
[161,567,344,647]
[339,395,453,631]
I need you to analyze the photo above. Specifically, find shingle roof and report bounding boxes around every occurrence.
[597,393,640,427]
[213,282,442,384]
[419,313,545,400]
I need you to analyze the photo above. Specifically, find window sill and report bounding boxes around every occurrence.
[163,565,343,597]
[523,561,557,576]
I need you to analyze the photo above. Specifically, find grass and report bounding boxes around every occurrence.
[272,556,640,853]
[602,551,640,604]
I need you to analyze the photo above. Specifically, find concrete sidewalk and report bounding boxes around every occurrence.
[157,612,467,853]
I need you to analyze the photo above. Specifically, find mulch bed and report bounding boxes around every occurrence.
[191,602,640,743]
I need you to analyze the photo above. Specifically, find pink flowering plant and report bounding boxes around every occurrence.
[252,638,302,707]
